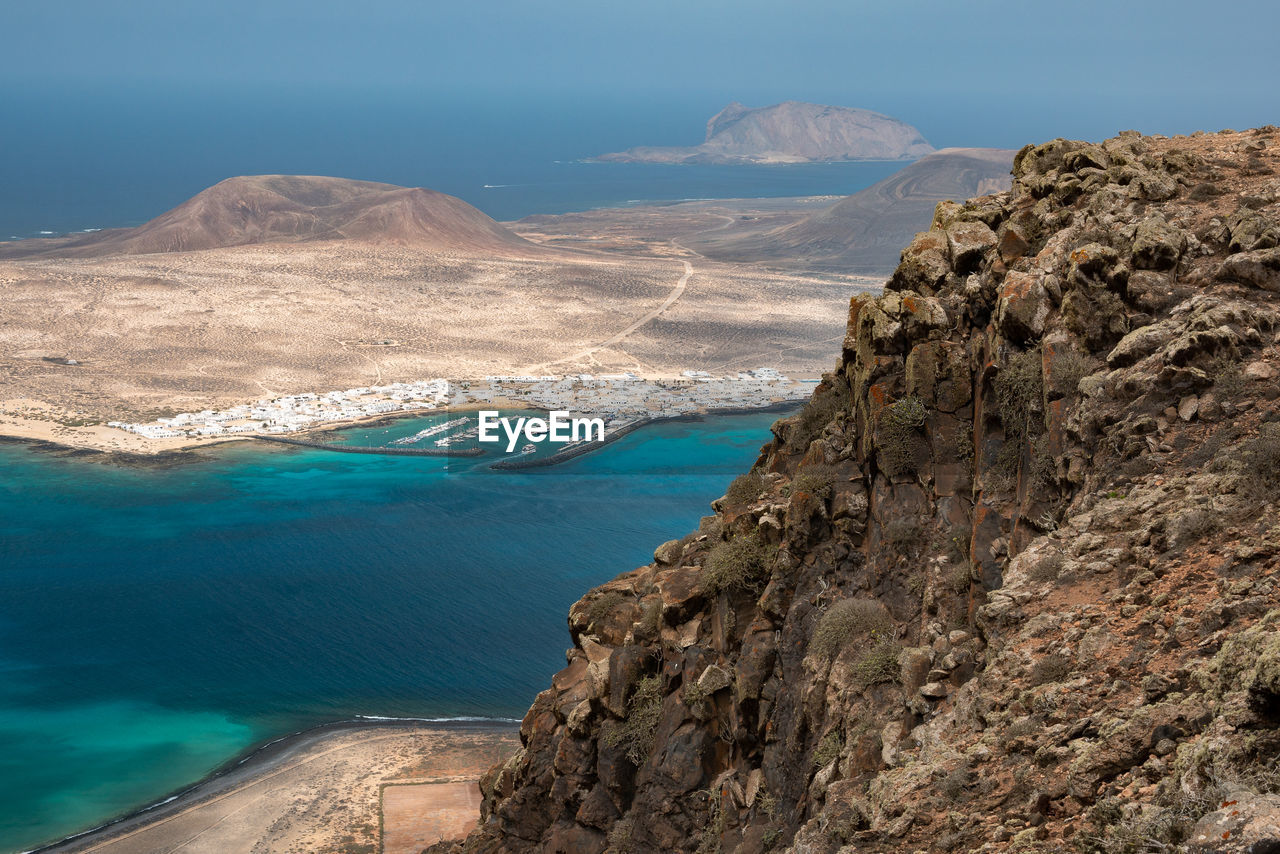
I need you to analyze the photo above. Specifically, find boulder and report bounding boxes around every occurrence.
[997,271,1052,341]
[1220,248,1280,291]
[1228,209,1280,253]
[946,220,998,274]
[654,539,683,566]
[1188,791,1280,853]
[1132,215,1187,270]
[889,229,951,294]
[1107,320,1178,367]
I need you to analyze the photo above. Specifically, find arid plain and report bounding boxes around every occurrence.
[0,204,863,452]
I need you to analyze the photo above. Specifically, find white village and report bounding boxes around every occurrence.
[108,370,817,443]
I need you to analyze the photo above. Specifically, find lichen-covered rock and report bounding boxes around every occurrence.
[1132,214,1188,270]
[996,270,1051,341]
[1188,791,1280,853]
[945,220,998,274]
[1221,247,1280,291]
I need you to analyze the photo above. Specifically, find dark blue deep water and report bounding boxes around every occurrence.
[0,90,904,240]
[0,411,782,852]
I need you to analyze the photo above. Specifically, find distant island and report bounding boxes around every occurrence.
[593,100,935,165]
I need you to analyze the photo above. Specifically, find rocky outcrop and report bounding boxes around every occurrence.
[441,127,1280,853]
[594,101,934,165]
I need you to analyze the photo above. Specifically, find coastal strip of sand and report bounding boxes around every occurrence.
[29,720,520,854]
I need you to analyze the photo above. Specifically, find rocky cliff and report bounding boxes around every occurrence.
[594,102,934,165]
[443,126,1280,853]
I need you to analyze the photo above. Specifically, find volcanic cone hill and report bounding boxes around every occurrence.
[692,147,1018,275]
[0,175,535,258]
[436,126,1280,854]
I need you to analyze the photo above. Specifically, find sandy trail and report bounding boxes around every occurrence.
[529,258,693,371]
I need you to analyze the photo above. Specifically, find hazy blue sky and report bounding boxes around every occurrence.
[4,0,1278,140]
[3,0,1279,236]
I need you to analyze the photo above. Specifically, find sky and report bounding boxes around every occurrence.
[2,0,1279,237]
[3,0,1279,144]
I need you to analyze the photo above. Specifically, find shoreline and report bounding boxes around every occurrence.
[489,399,801,471]
[0,399,801,468]
[26,717,520,854]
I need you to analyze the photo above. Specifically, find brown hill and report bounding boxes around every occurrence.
[691,147,1016,274]
[0,175,533,259]
[594,101,935,165]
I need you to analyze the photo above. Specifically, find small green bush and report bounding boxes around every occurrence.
[1050,349,1095,397]
[812,598,892,658]
[811,729,843,769]
[1027,550,1064,584]
[703,531,776,594]
[637,599,663,639]
[854,639,903,686]
[682,678,708,707]
[878,396,929,477]
[604,675,664,765]
[1210,353,1247,397]
[788,464,838,498]
[724,469,766,506]
[605,814,635,854]
[1221,423,1280,501]
[949,561,975,593]
[995,348,1044,445]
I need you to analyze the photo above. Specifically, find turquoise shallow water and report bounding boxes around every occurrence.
[0,410,783,853]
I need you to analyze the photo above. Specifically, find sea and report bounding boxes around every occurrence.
[0,90,894,853]
[0,90,905,239]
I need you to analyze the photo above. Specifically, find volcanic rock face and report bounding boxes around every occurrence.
[0,175,533,258]
[595,101,935,165]
[442,127,1280,854]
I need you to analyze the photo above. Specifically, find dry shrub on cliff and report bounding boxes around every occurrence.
[853,639,903,686]
[1230,423,1280,501]
[604,675,664,765]
[878,395,928,477]
[1029,653,1074,686]
[811,729,843,769]
[996,348,1043,434]
[1050,348,1096,397]
[584,590,628,631]
[724,469,766,506]
[787,464,838,498]
[812,598,893,659]
[703,531,776,594]
[789,379,850,451]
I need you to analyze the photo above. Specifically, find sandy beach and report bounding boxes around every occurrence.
[30,721,519,854]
